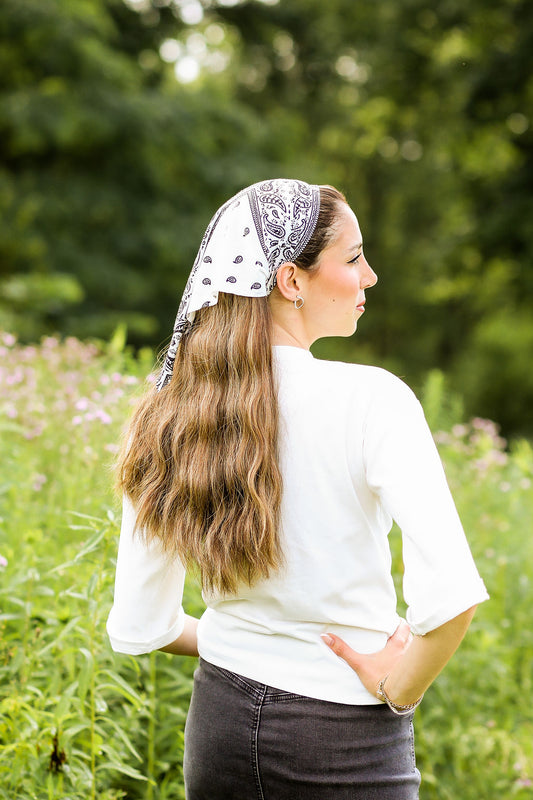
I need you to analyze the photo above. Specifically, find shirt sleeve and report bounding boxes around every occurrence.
[363,373,489,635]
[106,494,186,654]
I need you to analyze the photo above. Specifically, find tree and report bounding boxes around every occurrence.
[0,0,273,343]
[1,0,532,434]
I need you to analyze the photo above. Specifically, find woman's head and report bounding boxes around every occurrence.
[184,185,353,350]
[158,180,372,386]
[270,186,378,347]
[158,179,323,388]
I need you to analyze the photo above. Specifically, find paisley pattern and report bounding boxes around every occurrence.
[249,180,320,292]
[157,179,321,389]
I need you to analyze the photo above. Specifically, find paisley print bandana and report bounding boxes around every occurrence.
[157,178,320,389]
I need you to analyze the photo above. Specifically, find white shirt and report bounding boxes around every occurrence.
[107,346,488,704]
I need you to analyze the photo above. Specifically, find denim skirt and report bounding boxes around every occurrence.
[184,658,421,800]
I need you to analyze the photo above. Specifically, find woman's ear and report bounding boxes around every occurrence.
[275,262,303,302]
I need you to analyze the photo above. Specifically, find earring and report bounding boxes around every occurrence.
[294,295,304,310]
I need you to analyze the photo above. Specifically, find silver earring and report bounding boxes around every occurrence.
[294,295,304,310]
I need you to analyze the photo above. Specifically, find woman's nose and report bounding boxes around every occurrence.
[363,260,378,288]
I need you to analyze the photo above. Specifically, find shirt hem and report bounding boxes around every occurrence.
[107,608,185,655]
[197,649,382,706]
[408,586,489,636]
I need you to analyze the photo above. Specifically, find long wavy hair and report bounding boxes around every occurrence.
[117,185,347,594]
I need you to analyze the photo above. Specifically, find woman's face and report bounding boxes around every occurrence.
[300,204,378,343]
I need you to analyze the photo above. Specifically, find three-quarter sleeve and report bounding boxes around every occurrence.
[106,494,186,654]
[364,374,489,635]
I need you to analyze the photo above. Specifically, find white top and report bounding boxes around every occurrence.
[107,346,489,704]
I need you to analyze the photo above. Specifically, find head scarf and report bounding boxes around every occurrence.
[157,178,321,389]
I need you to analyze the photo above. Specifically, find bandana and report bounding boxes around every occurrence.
[157,178,321,389]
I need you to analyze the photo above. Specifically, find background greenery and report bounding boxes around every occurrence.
[1,0,532,435]
[1,335,532,798]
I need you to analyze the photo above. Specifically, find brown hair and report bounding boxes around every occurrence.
[117,185,348,594]
[294,185,347,271]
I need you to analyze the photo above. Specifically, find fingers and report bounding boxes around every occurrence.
[321,622,413,671]
[391,620,411,643]
[321,633,361,671]
[388,621,413,654]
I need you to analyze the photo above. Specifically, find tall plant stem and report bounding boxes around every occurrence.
[147,651,157,800]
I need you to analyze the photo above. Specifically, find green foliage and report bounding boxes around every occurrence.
[1,0,533,434]
[0,0,275,348]
[1,334,532,798]
[0,333,198,798]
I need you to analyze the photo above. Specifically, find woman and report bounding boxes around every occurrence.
[107,179,488,799]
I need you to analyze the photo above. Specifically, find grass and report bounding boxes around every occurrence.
[0,332,532,799]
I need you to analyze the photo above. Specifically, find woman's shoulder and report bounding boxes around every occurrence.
[312,357,417,401]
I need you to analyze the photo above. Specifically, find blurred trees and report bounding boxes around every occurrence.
[1,0,532,435]
[0,0,273,341]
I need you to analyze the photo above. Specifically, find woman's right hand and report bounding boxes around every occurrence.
[321,621,413,699]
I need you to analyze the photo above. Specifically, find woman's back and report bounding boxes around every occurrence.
[198,345,487,704]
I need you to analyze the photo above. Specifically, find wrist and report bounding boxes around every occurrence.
[376,676,424,716]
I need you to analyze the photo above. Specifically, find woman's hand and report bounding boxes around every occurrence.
[322,607,477,705]
[321,621,413,698]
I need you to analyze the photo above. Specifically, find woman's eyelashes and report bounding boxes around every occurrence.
[348,253,362,264]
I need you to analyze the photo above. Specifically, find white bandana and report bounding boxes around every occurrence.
[157,178,320,389]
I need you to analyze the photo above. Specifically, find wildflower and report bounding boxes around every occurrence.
[0,555,7,568]
[72,415,83,426]
[472,417,499,436]
[452,424,468,438]
[24,424,45,440]
[499,482,511,493]
[492,451,508,466]
[6,370,24,386]
[2,333,16,347]
[32,474,47,491]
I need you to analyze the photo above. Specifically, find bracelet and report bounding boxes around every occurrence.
[376,676,424,716]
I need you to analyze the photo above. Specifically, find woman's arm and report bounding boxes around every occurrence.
[159,614,199,657]
[323,605,477,706]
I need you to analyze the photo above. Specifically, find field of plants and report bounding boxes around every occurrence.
[1,332,532,799]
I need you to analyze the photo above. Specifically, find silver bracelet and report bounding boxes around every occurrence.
[376,676,424,716]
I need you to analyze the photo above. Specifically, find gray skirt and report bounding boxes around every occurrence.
[184,658,421,800]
